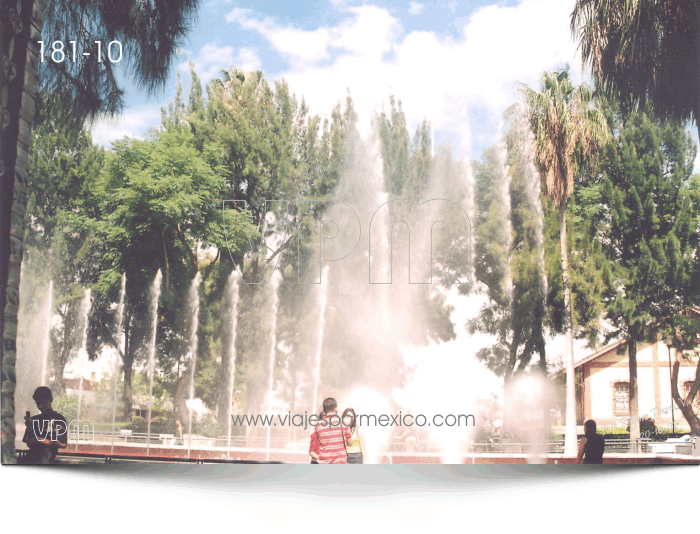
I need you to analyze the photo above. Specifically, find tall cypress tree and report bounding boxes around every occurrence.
[588,108,699,441]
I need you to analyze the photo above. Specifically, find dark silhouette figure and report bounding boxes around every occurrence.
[576,419,605,464]
[21,387,68,464]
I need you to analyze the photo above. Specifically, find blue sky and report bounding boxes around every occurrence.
[91,0,590,162]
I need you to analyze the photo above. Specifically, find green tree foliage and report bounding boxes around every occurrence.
[18,67,489,442]
[94,122,231,419]
[1,0,203,463]
[468,113,548,391]
[178,68,350,420]
[20,91,105,396]
[579,107,700,434]
[378,96,412,196]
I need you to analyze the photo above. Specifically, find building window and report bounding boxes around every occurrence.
[614,382,630,415]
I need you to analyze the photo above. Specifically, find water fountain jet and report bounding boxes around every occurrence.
[265,270,282,461]
[186,271,202,458]
[40,280,53,386]
[311,266,330,415]
[146,270,162,456]
[110,273,126,455]
[75,288,92,451]
[226,271,240,456]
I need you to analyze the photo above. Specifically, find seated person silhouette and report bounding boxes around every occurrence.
[576,419,605,464]
[21,386,68,464]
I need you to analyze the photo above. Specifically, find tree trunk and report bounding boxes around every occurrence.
[54,342,70,397]
[628,336,640,450]
[671,348,700,435]
[559,203,577,456]
[0,0,44,465]
[53,301,76,396]
[501,327,522,439]
[56,296,97,395]
[216,344,228,424]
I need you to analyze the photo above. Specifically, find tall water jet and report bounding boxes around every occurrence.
[369,135,391,332]
[312,266,330,414]
[265,270,282,461]
[75,288,92,451]
[462,161,477,287]
[518,105,548,306]
[226,271,240,456]
[40,280,53,386]
[186,271,202,458]
[496,140,513,301]
[145,270,162,456]
[517,105,550,462]
[110,273,126,455]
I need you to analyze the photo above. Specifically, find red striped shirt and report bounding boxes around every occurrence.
[313,417,350,464]
[309,431,320,457]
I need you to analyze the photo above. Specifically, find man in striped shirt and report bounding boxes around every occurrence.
[312,397,352,464]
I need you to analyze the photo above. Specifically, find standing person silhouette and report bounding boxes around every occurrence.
[174,418,184,446]
[311,398,352,464]
[342,407,365,463]
[21,386,68,464]
[576,419,605,464]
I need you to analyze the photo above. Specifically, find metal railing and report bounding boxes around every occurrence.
[16,449,282,465]
[65,430,296,449]
[60,430,656,454]
[397,438,654,455]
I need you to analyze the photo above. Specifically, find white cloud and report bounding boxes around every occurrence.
[331,6,402,58]
[448,1,458,14]
[236,47,262,72]
[226,6,402,65]
[226,0,581,153]
[179,40,263,82]
[90,106,162,147]
[227,8,332,65]
[409,2,425,15]
[179,41,235,82]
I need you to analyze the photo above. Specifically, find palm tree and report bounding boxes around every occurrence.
[520,67,609,456]
[571,1,700,139]
[0,0,200,464]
